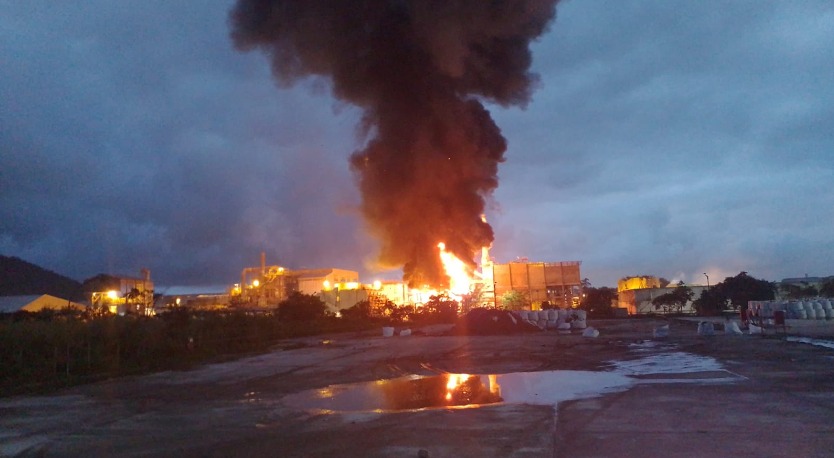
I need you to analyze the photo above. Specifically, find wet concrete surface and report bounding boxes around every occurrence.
[3,318,834,457]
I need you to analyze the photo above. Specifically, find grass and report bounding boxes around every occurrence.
[0,309,381,397]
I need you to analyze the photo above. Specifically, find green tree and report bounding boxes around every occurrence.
[277,292,327,321]
[499,290,527,310]
[720,272,775,310]
[820,278,834,298]
[459,284,484,315]
[124,288,154,316]
[652,281,694,314]
[422,294,458,322]
[389,303,416,323]
[693,272,774,316]
[341,300,373,320]
[581,286,618,318]
[693,288,726,316]
[781,283,819,299]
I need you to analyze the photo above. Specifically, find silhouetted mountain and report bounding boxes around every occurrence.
[0,255,84,301]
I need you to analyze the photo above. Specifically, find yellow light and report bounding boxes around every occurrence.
[175,298,181,305]
[373,280,382,290]
[323,280,331,290]
[252,279,260,287]
[437,242,473,298]
[106,290,118,300]
[345,282,359,290]
[444,374,471,403]
[278,267,284,273]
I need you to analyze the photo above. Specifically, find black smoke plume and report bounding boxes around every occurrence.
[230,0,558,287]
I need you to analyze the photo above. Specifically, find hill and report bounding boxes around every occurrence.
[0,255,85,301]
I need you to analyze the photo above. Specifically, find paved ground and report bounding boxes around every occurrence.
[3,318,834,457]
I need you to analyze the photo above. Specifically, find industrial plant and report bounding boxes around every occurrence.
[176,248,585,315]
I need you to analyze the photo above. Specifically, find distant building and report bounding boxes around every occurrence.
[776,275,833,299]
[231,255,361,310]
[161,293,230,310]
[90,269,154,315]
[618,276,662,292]
[489,260,583,308]
[0,294,85,314]
[319,288,370,313]
[375,281,410,305]
[780,276,828,286]
[618,284,707,315]
[296,268,360,296]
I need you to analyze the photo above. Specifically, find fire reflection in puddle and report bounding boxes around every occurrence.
[282,371,633,413]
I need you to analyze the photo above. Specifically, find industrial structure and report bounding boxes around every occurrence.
[90,269,155,315]
[486,259,583,309]
[617,276,662,292]
[224,250,583,314]
[617,275,706,314]
[230,253,362,310]
[0,294,85,314]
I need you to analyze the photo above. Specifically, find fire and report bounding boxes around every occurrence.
[437,242,473,298]
[407,242,479,305]
[445,373,471,401]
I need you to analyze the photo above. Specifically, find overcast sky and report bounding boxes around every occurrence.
[1,0,832,291]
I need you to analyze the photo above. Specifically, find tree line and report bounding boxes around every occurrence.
[578,271,809,317]
[0,291,465,396]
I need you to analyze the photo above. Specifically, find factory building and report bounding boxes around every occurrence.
[486,259,583,309]
[323,280,409,311]
[90,269,155,315]
[231,254,364,310]
[229,251,583,313]
[296,269,360,296]
[619,284,707,315]
[617,276,661,292]
[616,276,707,314]
[0,294,86,314]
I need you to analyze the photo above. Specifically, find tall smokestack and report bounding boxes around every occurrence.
[230,0,558,288]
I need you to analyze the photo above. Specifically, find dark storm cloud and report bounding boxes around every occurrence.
[490,0,834,285]
[1,0,832,289]
[0,0,367,287]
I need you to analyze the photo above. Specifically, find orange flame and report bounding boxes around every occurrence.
[445,373,471,401]
[408,243,478,305]
[437,242,473,298]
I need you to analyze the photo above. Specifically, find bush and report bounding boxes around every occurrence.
[341,300,373,320]
[420,295,458,323]
[277,292,327,321]
[0,306,369,396]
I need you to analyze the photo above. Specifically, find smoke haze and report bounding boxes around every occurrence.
[229,0,558,287]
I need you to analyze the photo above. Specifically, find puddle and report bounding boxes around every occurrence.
[786,337,834,350]
[281,371,633,413]
[628,340,677,352]
[610,348,745,383]
[282,348,743,413]
[610,352,723,375]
